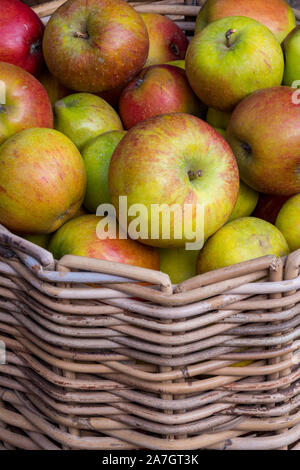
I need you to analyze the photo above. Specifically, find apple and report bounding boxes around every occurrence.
[119,64,206,129]
[22,234,51,250]
[74,206,88,218]
[97,83,127,110]
[195,0,296,43]
[0,62,53,145]
[227,181,259,222]
[275,194,300,252]
[253,194,290,224]
[214,127,226,138]
[197,217,290,274]
[20,205,87,249]
[141,13,188,67]
[43,0,149,93]
[160,247,199,284]
[49,214,160,270]
[282,26,300,86]
[185,16,284,111]
[0,128,86,234]
[82,130,126,213]
[109,113,239,248]
[226,86,300,196]
[206,108,231,130]
[166,60,185,69]
[0,0,44,76]
[54,93,123,151]
[39,68,71,106]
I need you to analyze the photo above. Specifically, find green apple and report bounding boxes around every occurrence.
[82,130,126,213]
[282,26,300,86]
[54,93,123,150]
[160,247,199,284]
[197,217,290,273]
[185,16,284,111]
[213,127,226,138]
[227,181,259,222]
[275,193,300,252]
[206,108,231,130]
[166,60,185,69]
[23,233,51,249]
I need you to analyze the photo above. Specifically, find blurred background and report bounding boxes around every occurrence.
[289,0,300,7]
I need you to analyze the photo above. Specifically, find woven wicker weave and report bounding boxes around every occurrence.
[0,0,300,451]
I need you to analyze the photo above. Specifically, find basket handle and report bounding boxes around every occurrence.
[0,224,55,269]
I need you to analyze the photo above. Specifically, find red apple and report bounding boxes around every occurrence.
[141,13,188,67]
[0,62,53,145]
[195,0,296,43]
[43,0,149,93]
[0,128,86,234]
[0,0,44,76]
[119,64,206,129]
[252,194,290,224]
[226,86,300,196]
[49,214,160,270]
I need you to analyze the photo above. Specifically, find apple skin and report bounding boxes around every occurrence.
[39,68,71,106]
[206,108,231,130]
[185,16,284,112]
[54,93,123,151]
[226,86,300,196]
[49,214,160,270]
[43,0,149,93]
[23,233,51,250]
[227,182,259,223]
[109,113,239,248]
[119,64,206,129]
[195,0,296,43]
[141,13,188,67]
[0,0,44,76]
[0,128,86,234]
[97,83,127,110]
[252,194,290,224]
[160,247,199,284]
[197,217,290,274]
[214,127,226,138]
[282,26,300,86]
[275,194,300,252]
[166,60,185,69]
[0,62,53,145]
[82,130,127,213]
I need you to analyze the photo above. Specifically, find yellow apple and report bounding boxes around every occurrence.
[227,181,259,222]
[197,217,290,274]
[275,193,300,252]
[160,247,199,284]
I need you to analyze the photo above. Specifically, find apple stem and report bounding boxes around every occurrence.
[74,31,89,40]
[225,29,237,48]
[188,169,202,181]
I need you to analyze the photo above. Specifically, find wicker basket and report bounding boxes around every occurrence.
[1,0,300,451]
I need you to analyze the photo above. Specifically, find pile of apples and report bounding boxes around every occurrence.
[0,0,299,284]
